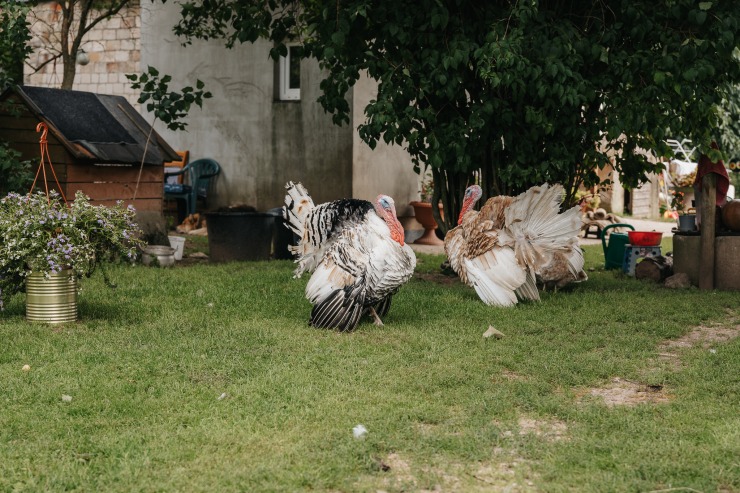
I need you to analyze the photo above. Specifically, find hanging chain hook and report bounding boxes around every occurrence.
[36,122,49,143]
[29,122,67,204]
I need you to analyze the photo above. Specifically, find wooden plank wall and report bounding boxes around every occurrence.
[66,164,163,212]
[0,95,163,213]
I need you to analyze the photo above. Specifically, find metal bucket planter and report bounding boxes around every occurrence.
[677,213,696,232]
[26,268,78,323]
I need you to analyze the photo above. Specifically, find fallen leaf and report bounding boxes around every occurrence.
[483,326,504,339]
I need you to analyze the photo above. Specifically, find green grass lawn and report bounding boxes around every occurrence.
[1,238,738,492]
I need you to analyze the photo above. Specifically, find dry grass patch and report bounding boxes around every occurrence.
[579,377,673,407]
[471,461,537,493]
[494,369,529,382]
[365,450,540,493]
[653,308,739,372]
[368,452,463,492]
[516,417,568,441]
[580,309,739,407]
[657,308,739,360]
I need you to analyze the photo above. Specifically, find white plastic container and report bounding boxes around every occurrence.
[168,235,186,261]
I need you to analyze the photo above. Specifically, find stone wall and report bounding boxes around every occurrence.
[24,1,141,106]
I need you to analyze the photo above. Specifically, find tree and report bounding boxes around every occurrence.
[0,2,34,194]
[26,0,134,89]
[168,0,739,232]
[719,85,740,159]
[0,2,32,89]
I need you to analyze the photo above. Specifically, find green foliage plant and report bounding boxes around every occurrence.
[0,3,33,193]
[718,82,740,159]
[0,190,144,309]
[165,1,740,233]
[0,2,31,89]
[0,142,33,195]
[126,65,212,132]
[125,66,211,200]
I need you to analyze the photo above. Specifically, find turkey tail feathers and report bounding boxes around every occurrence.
[284,181,314,236]
[502,184,581,274]
[284,181,316,275]
[310,283,367,332]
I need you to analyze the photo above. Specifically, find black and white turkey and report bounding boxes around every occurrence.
[283,181,416,331]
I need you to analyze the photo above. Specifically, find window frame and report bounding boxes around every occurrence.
[278,43,301,101]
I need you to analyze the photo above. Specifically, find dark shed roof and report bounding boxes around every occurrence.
[1,86,179,165]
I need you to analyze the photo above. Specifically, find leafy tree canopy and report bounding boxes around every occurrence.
[0,2,31,89]
[0,2,34,194]
[168,0,740,230]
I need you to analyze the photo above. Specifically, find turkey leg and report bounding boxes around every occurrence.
[369,307,384,326]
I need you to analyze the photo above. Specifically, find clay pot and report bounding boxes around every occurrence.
[721,200,740,231]
[410,201,444,246]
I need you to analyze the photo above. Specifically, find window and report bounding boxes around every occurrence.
[278,44,301,100]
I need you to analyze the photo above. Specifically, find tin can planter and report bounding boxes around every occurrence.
[25,268,78,323]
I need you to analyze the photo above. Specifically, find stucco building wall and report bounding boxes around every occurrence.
[23,1,421,216]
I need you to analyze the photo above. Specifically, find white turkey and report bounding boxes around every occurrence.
[283,181,416,331]
[444,184,587,307]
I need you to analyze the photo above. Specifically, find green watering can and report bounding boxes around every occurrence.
[601,223,635,270]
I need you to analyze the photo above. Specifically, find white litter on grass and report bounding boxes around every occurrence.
[353,424,368,439]
[22,364,31,371]
[483,326,504,339]
[218,392,227,400]
[61,395,72,402]
[709,348,717,354]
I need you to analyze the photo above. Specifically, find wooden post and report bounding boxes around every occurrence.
[699,173,717,290]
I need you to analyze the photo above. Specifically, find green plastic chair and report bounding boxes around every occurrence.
[164,158,221,221]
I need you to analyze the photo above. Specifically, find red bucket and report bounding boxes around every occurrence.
[628,231,663,246]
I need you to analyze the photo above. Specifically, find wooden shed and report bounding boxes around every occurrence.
[0,86,178,228]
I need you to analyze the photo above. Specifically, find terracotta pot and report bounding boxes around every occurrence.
[410,201,444,246]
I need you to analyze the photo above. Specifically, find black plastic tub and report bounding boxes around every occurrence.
[267,207,297,260]
[204,211,275,262]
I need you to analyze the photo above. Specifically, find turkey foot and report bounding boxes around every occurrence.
[369,307,384,326]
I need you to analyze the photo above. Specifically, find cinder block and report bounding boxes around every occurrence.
[673,234,740,290]
[715,236,740,290]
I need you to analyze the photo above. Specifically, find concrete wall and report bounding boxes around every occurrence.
[24,1,418,217]
[351,73,420,218]
[599,141,662,219]
[140,1,353,212]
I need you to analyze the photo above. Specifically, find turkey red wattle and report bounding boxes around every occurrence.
[374,195,405,246]
[458,185,482,225]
